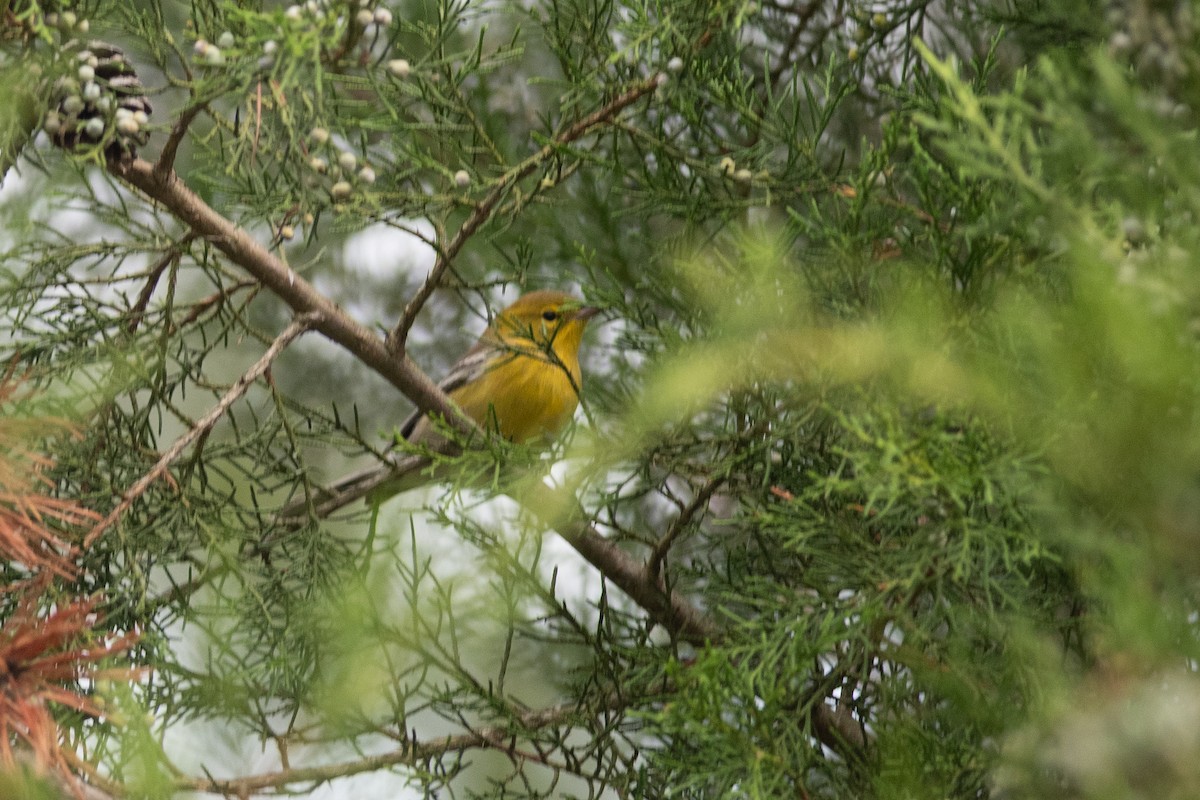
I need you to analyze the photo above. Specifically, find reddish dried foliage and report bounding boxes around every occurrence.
[0,371,99,578]
[0,371,140,795]
[1,577,140,793]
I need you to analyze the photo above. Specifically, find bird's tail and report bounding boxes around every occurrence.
[274,453,434,522]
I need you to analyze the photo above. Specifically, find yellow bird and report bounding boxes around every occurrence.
[299,290,600,510]
[402,289,600,448]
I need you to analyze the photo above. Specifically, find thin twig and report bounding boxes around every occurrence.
[273,451,431,522]
[155,102,206,180]
[82,313,319,547]
[647,473,728,578]
[170,278,258,332]
[179,695,610,796]
[385,75,665,354]
[765,1,823,87]
[125,232,197,333]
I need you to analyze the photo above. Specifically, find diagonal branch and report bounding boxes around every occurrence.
[109,156,474,440]
[565,517,721,642]
[155,102,206,180]
[274,452,431,522]
[273,459,720,642]
[125,231,196,333]
[522,482,721,642]
[647,472,728,578]
[386,75,665,354]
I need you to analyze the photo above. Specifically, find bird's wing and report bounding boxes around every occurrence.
[398,339,500,440]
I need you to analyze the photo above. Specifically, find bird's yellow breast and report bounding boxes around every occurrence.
[450,351,582,443]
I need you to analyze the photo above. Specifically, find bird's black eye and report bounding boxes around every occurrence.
[542,309,559,321]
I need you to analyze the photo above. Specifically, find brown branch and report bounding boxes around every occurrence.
[125,232,197,333]
[765,1,823,87]
[109,156,471,439]
[171,278,258,332]
[522,483,721,643]
[271,460,721,642]
[565,518,721,643]
[273,452,431,522]
[81,313,318,547]
[155,102,206,180]
[273,459,720,643]
[385,75,665,354]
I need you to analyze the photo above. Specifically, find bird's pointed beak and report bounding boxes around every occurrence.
[574,305,602,322]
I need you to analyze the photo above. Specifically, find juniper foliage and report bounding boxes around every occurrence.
[1,0,1198,798]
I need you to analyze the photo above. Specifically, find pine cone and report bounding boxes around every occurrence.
[45,41,151,158]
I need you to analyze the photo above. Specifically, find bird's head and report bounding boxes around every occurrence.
[490,290,600,358]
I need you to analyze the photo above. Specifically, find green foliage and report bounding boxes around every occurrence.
[2,0,1200,797]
